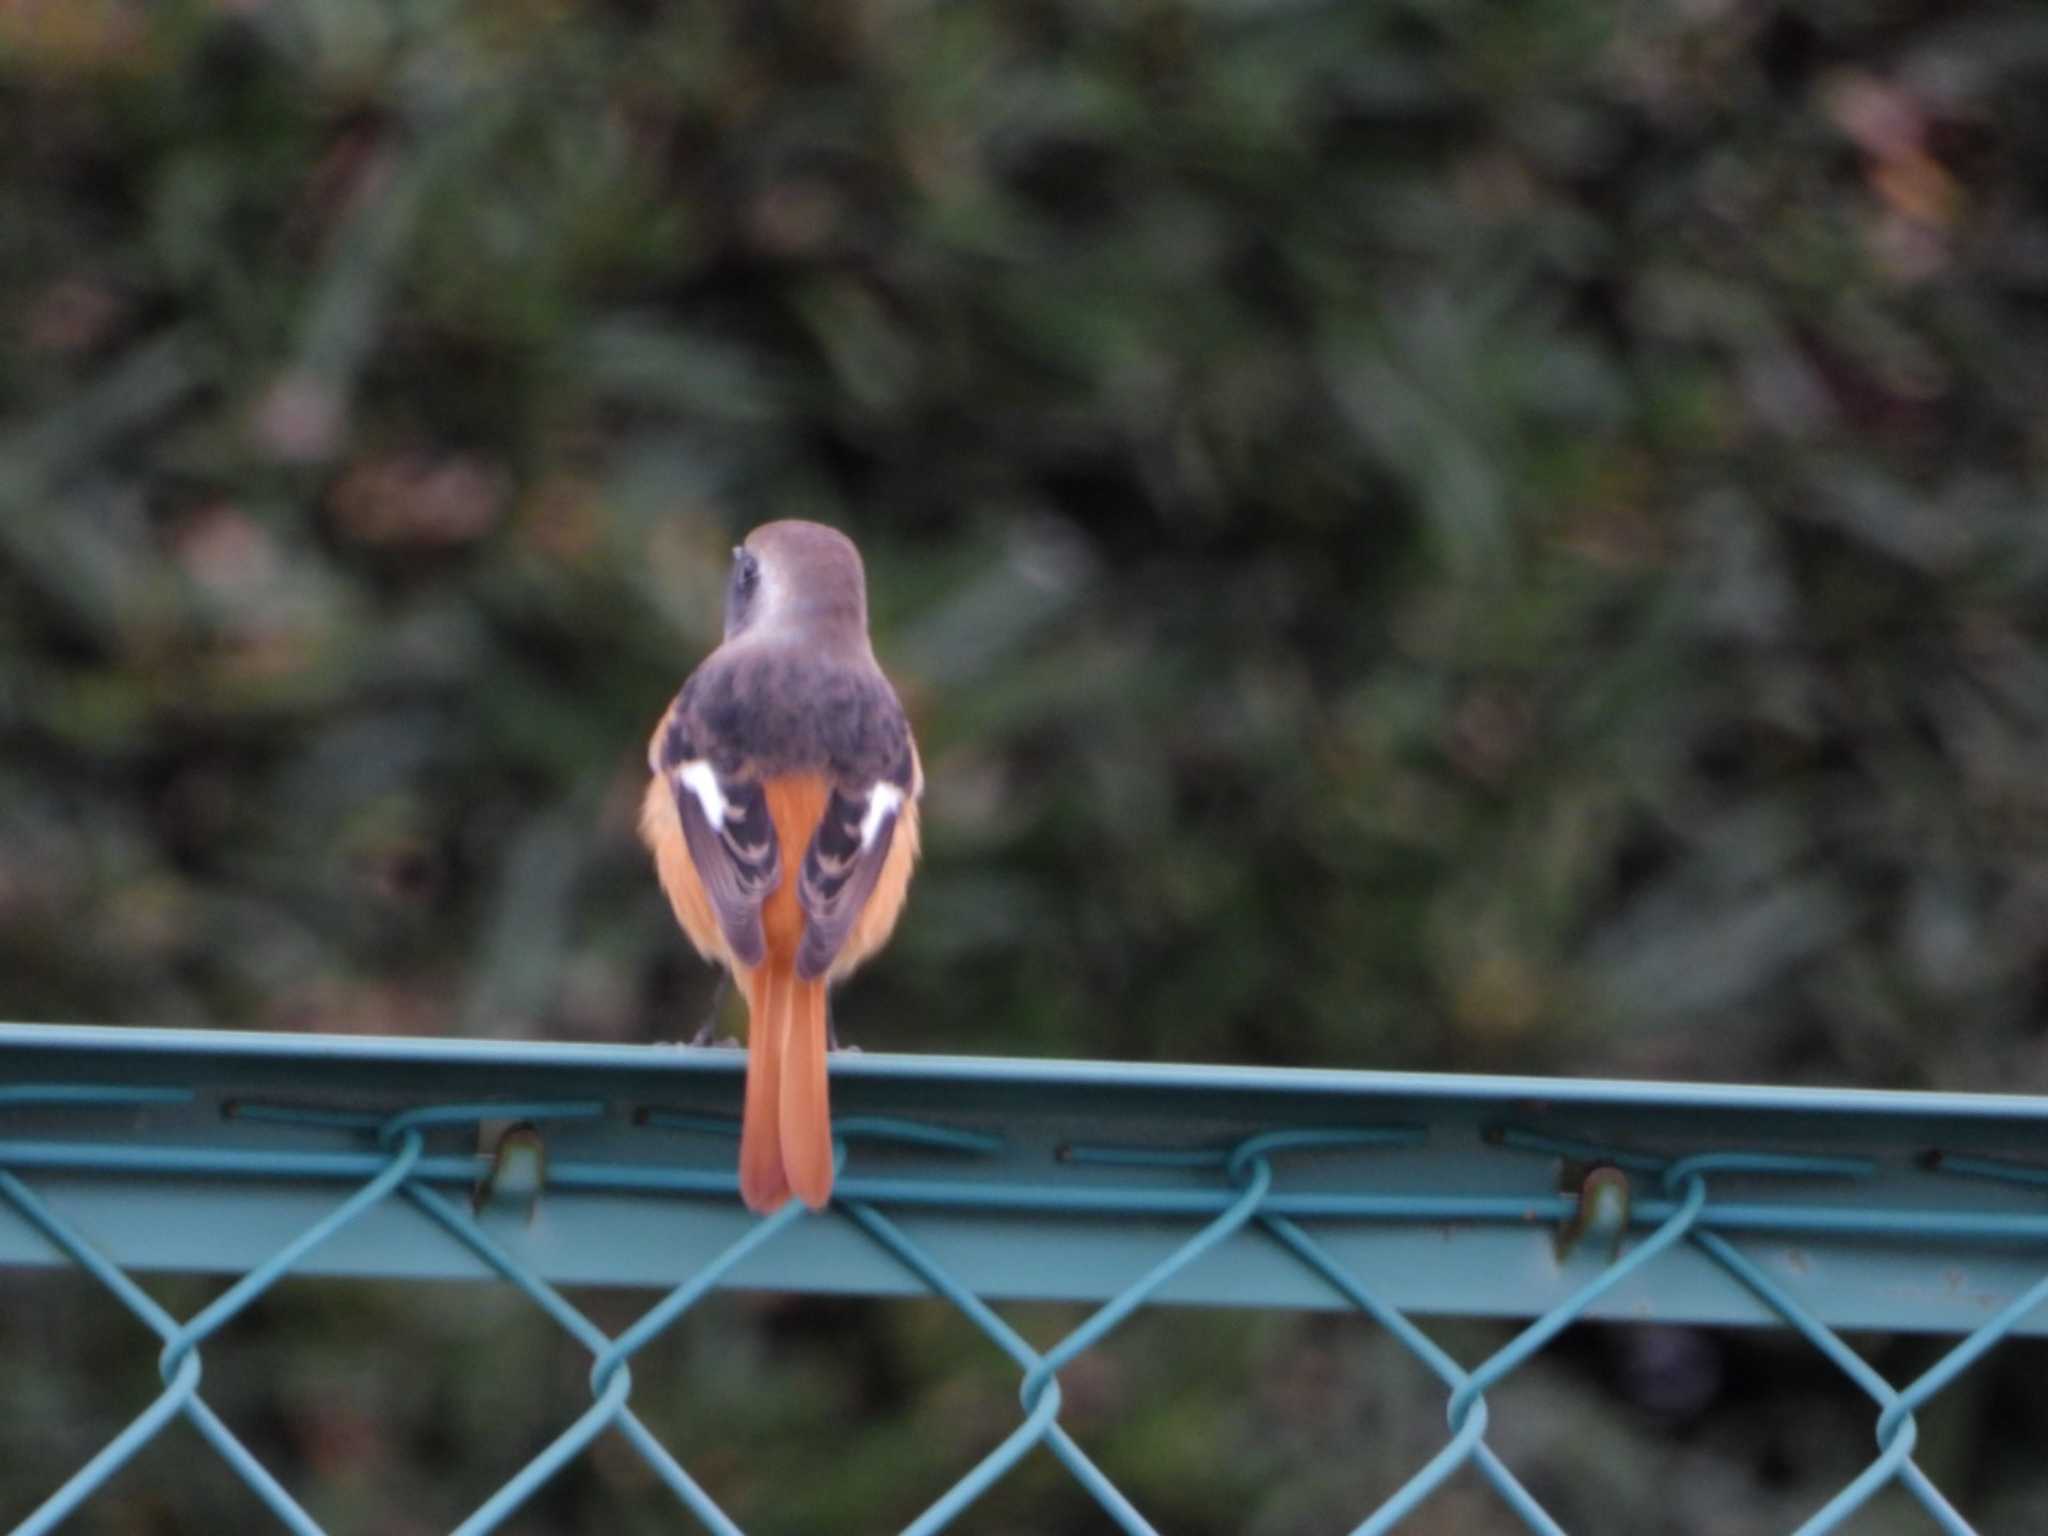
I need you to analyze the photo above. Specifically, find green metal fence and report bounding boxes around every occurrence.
[5,1022,2048,1534]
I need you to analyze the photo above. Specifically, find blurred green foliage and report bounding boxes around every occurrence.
[5,0,2048,1530]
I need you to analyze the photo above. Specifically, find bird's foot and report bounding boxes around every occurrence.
[667,973,737,1048]
[687,1018,744,1050]
[825,996,858,1053]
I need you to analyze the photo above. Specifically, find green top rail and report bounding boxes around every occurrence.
[9,1021,2048,1534]
[5,1021,2048,1333]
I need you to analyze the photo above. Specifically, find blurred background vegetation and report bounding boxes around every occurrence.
[4,0,2048,1530]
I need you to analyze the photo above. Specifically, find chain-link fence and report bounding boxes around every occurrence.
[5,1022,2048,1534]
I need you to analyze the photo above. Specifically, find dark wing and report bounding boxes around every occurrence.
[794,778,907,979]
[651,698,778,968]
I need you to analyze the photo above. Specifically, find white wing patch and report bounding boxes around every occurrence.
[858,781,904,851]
[678,760,729,826]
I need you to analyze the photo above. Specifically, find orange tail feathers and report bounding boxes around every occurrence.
[738,965,790,1213]
[779,972,832,1209]
[737,773,838,1215]
[737,964,833,1213]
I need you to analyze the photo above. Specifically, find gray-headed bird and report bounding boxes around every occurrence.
[640,521,921,1213]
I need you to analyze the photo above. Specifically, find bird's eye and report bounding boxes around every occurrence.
[724,548,762,638]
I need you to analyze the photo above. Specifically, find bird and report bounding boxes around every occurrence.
[639,521,921,1213]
